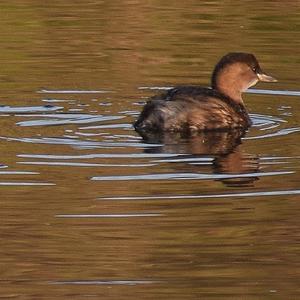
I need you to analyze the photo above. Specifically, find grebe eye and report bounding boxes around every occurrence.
[252,66,258,73]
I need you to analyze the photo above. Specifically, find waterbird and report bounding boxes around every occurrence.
[134,52,277,134]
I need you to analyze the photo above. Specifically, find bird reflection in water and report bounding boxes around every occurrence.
[139,129,259,187]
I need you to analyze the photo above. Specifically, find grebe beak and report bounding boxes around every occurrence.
[257,72,277,82]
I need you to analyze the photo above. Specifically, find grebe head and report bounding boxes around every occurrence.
[211,52,277,103]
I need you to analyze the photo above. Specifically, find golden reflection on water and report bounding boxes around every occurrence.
[1,1,300,299]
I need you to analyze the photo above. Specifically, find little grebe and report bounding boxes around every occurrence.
[134,52,276,133]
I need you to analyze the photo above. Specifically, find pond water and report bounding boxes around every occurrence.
[1,1,300,299]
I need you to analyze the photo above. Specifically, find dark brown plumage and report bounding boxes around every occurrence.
[134,52,276,134]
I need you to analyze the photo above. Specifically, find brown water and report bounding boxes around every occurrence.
[1,1,300,299]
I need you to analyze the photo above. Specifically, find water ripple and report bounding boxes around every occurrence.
[51,280,158,285]
[91,171,293,181]
[18,161,156,167]
[246,89,300,97]
[18,153,182,159]
[0,182,54,186]
[42,99,73,103]
[1,137,161,149]
[245,127,300,140]
[16,115,124,127]
[0,171,39,175]
[56,213,163,218]
[0,105,63,113]
[151,157,214,163]
[138,86,300,97]
[79,123,132,130]
[100,189,300,201]
[250,113,286,126]
[38,89,112,94]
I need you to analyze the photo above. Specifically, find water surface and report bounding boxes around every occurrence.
[1,1,300,299]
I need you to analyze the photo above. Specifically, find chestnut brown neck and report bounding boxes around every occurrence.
[211,62,258,105]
